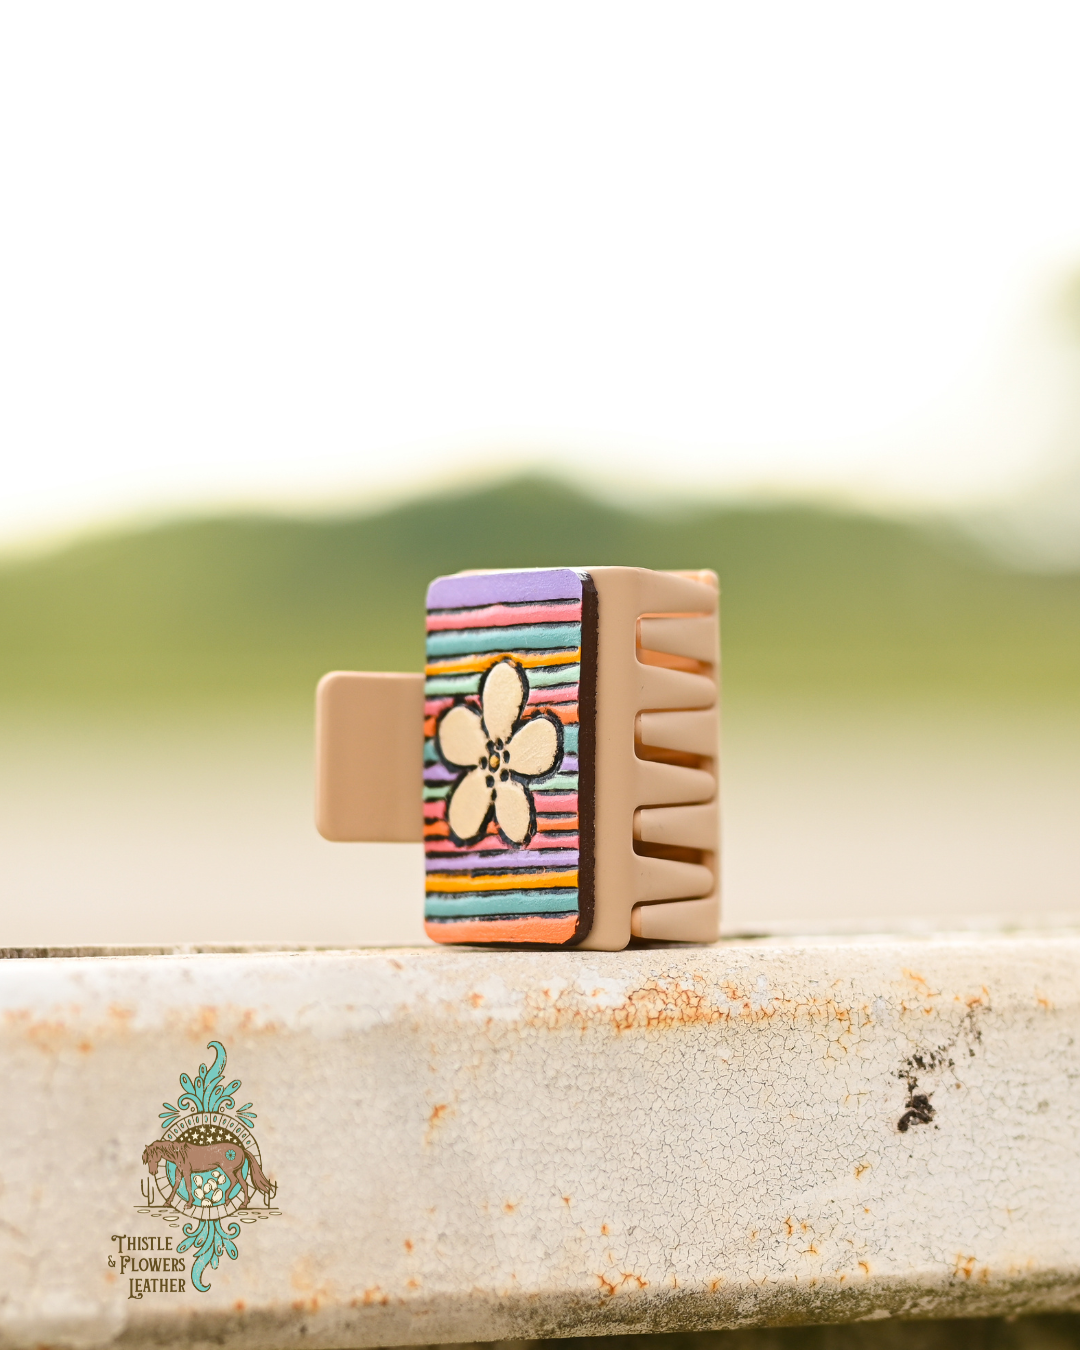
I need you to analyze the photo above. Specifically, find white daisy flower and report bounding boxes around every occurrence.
[436,658,561,845]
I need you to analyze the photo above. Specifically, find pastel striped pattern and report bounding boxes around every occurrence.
[424,569,585,946]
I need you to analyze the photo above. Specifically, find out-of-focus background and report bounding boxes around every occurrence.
[3,2,1080,947]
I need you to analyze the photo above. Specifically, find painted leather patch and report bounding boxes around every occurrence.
[424,568,596,945]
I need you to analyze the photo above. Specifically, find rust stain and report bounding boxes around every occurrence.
[290,1255,333,1308]
[233,1300,246,1312]
[403,1239,414,1252]
[352,1287,389,1307]
[424,1102,453,1143]
[595,1271,648,1299]
[954,1254,977,1280]
[503,1202,516,1213]
[854,1163,871,1179]
[859,1262,870,1276]
[514,973,885,1037]
[187,1006,220,1035]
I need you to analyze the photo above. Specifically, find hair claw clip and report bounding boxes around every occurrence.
[315,566,720,950]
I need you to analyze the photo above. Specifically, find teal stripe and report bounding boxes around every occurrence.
[523,664,580,689]
[424,741,439,764]
[425,664,580,696]
[562,724,578,754]
[426,624,581,657]
[425,890,579,916]
[423,784,452,800]
[534,773,578,791]
[425,673,481,695]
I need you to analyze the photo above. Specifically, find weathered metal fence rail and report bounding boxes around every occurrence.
[2,937,1080,1349]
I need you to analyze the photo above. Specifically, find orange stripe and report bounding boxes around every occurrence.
[425,649,580,676]
[425,914,579,945]
[537,705,578,724]
[538,816,578,833]
[425,870,578,893]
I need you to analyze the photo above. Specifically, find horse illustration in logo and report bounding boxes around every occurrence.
[137,1041,278,1292]
[142,1138,273,1209]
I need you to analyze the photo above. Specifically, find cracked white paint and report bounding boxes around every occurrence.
[2,937,1080,1348]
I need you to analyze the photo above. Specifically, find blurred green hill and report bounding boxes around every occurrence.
[1,476,1079,711]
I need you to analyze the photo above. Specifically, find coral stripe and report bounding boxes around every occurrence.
[425,833,580,852]
[426,602,581,631]
[533,793,578,813]
[425,914,579,945]
[528,684,578,704]
[425,870,578,892]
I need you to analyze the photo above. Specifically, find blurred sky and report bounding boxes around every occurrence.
[4,1,1080,546]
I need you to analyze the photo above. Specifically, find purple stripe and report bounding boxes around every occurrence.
[424,764,457,783]
[425,850,579,871]
[557,755,579,773]
[428,569,584,610]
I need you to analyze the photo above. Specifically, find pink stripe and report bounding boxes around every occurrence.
[425,833,581,854]
[426,602,582,632]
[534,793,578,814]
[424,697,455,717]
[427,794,577,821]
[528,684,579,704]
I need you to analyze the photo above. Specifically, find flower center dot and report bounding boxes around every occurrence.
[488,753,500,771]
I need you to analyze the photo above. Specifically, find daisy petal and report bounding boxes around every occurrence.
[494,779,533,844]
[481,660,526,743]
[437,704,486,768]
[447,766,494,843]
[506,717,559,777]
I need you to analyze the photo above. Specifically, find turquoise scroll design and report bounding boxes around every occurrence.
[177,1215,240,1292]
[157,1041,260,1293]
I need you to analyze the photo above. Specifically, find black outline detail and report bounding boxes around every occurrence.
[434,657,564,850]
